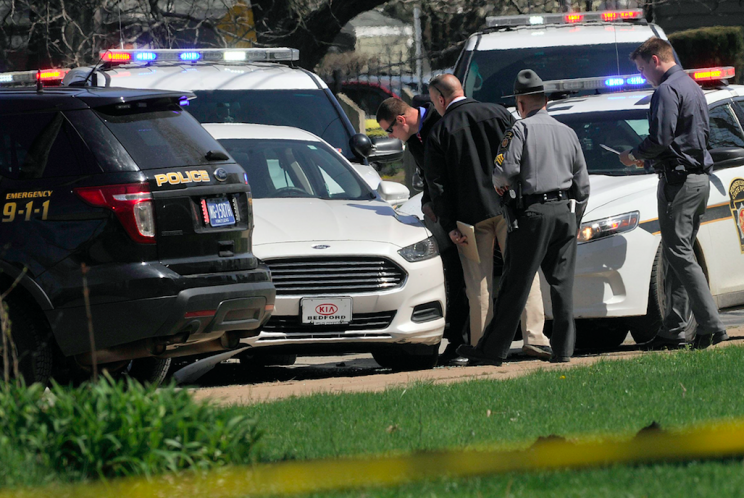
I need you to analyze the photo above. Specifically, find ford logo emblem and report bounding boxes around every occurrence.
[213,168,228,182]
[312,244,330,250]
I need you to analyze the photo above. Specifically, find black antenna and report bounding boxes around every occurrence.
[36,69,43,93]
[80,50,110,87]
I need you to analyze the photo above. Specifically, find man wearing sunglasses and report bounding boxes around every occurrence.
[376,97,469,364]
[425,74,552,361]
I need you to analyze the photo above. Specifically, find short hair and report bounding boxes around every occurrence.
[517,93,546,107]
[376,98,411,124]
[428,74,462,99]
[630,37,674,63]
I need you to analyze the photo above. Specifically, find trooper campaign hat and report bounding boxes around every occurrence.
[505,69,545,97]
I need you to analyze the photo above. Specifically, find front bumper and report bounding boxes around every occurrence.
[543,229,659,319]
[245,241,446,352]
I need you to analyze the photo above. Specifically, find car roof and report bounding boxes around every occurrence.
[202,123,323,142]
[469,23,661,50]
[547,85,744,115]
[0,86,194,112]
[76,63,327,91]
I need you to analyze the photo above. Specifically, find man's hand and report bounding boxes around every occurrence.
[619,150,644,168]
[449,229,468,246]
[422,203,437,222]
[495,186,509,197]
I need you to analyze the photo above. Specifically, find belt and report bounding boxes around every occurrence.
[522,190,568,207]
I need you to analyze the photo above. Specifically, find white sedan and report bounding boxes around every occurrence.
[204,124,446,370]
[399,78,744,348]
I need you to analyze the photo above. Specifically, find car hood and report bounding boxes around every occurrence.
[253,198,427,249]
[583,173,657,219]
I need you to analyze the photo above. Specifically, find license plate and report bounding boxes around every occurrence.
[206,198,235,227]
[301,297,352,325]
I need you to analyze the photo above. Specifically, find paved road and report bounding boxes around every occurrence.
[187,307,744,404]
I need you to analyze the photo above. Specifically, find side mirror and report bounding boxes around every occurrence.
[709,147,744,168]
[368,136,405,164]
[378,180,410,205]
[350,133,373,160]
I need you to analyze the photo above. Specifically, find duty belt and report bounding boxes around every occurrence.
[522,190,569,208]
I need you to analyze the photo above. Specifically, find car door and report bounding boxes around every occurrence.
[703,100,744,304]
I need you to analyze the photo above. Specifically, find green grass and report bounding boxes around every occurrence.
[242,346,744,463]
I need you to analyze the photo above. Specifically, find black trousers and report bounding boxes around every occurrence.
[477,200,577,359]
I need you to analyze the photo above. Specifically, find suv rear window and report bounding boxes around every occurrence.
[186,90,352,159]
[94,102,222,169]
[464,44,640,105]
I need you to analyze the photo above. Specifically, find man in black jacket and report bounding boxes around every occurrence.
[424,74,551,357]
[377,97,469,362]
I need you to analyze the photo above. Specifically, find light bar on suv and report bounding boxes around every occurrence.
[99,48,300,65]
[0,69,69,86]
[486,9,643,27]
[542,66,735,94]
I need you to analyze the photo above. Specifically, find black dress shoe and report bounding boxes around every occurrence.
[691,331,729,350]
[446,356,470,366]
[549,356,570,363]
[522,344,553,360]
[438,344,464,363]
[456,345,503,366]
[640,336,687,351]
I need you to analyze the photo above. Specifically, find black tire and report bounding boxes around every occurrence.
[575,319,629,350]
[627,247,697,344]
[372,343,439,371]
[125,357,171,386]
[2,296,53,386]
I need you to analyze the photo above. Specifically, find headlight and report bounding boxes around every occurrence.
[398,236,439,262]
[578,211,639,243]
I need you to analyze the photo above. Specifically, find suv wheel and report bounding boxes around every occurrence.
[1,296,53,386]
[372,343,439,371]
[125,357,172,385]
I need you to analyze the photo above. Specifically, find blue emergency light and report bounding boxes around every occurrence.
[179,52,201,61]
[135,52,157,61]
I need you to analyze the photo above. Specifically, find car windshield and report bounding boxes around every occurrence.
[186,90,353,160]
[553,109,653,176]
[463,44,640,106]
[218,138,374,200]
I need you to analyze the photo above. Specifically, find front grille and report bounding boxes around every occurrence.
[262,310,396,334]
[267,257,406,295]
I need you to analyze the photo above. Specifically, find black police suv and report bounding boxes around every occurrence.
[0,86,275,385]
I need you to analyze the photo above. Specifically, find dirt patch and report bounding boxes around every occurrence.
[190,326,744,406]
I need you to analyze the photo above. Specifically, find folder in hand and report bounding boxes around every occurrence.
[456,221,480,264]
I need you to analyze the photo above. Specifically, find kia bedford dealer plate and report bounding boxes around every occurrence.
[301,297,352,325]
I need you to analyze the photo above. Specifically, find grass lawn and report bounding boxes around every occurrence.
[237,346,744,496]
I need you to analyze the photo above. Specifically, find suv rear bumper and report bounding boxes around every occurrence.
[50,265,275,357]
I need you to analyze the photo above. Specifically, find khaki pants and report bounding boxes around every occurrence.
[457,215,548,347]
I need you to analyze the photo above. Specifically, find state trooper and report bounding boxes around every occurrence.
[458,69,590,365]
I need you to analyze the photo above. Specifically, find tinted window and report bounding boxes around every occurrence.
[0,112,95,179]
[187,90,352,159]
[95,102,224,170]
[218,138,373,200]
[554,110,652,176]
[708,104,744,149]
[464,44,640,106]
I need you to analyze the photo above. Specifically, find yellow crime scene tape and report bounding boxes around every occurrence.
[5,418,744,498]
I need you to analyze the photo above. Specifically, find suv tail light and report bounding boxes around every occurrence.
[75,183,155,244]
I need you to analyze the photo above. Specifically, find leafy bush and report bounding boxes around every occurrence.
[0,375,260,481]
[669,26,744,84]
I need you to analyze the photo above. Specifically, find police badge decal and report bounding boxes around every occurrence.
[729,178,744,252]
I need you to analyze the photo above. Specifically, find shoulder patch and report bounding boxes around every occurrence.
[501,130,514,149]
[495,153,504,166]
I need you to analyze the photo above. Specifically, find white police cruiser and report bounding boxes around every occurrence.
[453,9,672,105]
[399,67,744,348]
[60,48,400,189]
[204,123,445,370]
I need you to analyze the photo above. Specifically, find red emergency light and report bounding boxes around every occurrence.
[602,10,641,21]
[104,52,131,62]
[565,13,584,23]
[690,67,735,81]
[38,70,65,80]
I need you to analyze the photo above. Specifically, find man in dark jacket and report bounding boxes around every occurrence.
[424,74,550,357]
[377,97,469,362]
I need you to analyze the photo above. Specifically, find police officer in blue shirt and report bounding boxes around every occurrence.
[620,37,728,350]
[458,69,590,365]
